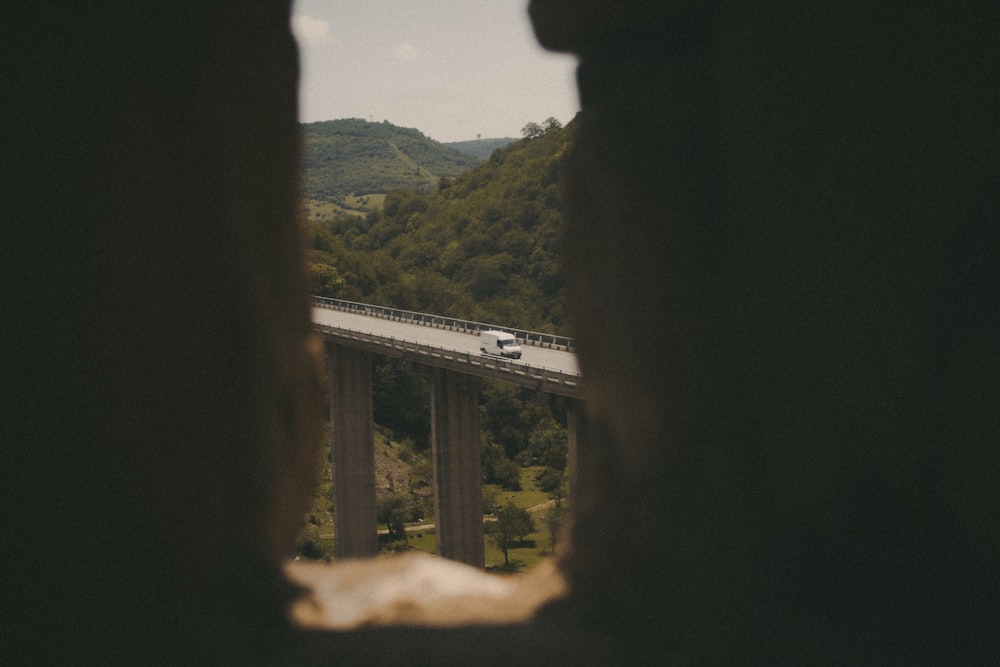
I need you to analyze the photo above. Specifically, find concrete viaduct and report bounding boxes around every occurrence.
[312,297,583,568]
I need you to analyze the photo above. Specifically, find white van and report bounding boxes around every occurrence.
[479,330,522,359]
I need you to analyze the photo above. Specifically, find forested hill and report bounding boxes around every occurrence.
[302,118,487,213]
[309,117,572,334]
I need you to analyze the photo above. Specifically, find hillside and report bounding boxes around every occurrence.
[301,118,479,214]
[309,116,572,334]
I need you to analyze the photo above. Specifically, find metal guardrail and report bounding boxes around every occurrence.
[311,296,575,353]
[312,321,582,399]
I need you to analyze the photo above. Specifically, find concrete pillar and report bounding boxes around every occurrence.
[430,368,483,567]
[326,342,377,559]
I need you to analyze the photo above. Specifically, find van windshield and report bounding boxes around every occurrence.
[498,339,516,347]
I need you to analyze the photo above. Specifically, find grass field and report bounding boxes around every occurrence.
[302,196,376,222]
[309,464,567,573]
[344,193,385,211]
[382,465,566,571]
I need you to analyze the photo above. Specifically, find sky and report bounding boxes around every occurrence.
[290,0,580,143]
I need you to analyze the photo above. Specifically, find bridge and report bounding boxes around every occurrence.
[312,297,586,567]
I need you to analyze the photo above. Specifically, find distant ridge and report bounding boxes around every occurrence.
[445,137,515,160]
[301,118,479,214]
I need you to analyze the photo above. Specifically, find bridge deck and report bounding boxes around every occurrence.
[312,306,582,398]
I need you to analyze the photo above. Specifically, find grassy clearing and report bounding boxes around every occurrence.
[302,194,385,223]
[484,529,552,571]
[308,461,567,572]
[483,466,565,571]
[510,465,554,509]
[344,193,385,211]
[383,465,565,571]
[303,197,367,222]
[402,529,436,554]
[382,520,556,572]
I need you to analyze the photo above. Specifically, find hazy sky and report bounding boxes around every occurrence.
[290,0,580,143]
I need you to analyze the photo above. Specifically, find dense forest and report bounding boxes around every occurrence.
[309,116,570,333]
[305,117,574,540]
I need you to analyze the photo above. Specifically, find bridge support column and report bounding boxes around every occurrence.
[430,368,484,567]
[326,342,377,559]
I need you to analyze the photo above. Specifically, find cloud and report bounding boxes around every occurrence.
[393,43,419,62]
[290,14,331,47]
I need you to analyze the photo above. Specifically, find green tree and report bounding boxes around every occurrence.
[536,466,565,493]
[481,382,545,459]
[296,524,328,560]
[482,484,502,514]
[372,357,431,451]
[310,261,345,297]
[377,493,412,542]
[528,417,568,470]
[481,438,522,490]
[487,501,535,566]
[521,121,544,140]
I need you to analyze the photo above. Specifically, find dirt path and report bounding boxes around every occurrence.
[525,499,556,513]
[326,500,560,538]
[368,500,556,537]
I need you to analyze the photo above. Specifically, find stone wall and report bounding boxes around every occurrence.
[6,1,998,664]
[538,2,999,662]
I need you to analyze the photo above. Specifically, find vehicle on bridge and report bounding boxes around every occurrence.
[479,330,522,359]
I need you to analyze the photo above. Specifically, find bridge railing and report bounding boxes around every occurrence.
[313,321,582,398]
[312,296,575,352]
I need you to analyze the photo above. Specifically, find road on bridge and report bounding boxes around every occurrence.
[311,307,579,376]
